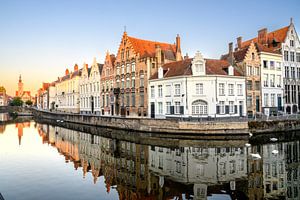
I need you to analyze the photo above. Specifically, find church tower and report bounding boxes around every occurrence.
[18,75,23,97]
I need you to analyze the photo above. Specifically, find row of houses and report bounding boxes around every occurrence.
[37,19,300,118]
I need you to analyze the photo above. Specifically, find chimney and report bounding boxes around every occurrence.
[228,42,234,66]
[176,34,182,61]
[65,68,69,75]
[184,53,189,60]
[258,28,268,45]
[237,36,242,49]
[74,64,78,71]
[155,44,162,68]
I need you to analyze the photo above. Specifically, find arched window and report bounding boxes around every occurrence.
[192,100,208,115]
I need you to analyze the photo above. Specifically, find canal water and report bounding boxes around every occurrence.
[0,120,299,200]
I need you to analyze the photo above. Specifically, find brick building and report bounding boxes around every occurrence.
[100,51,116,115]
[113,32,182,117]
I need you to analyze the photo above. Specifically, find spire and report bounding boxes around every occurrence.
[93,57,97,65]
[19,74,22,83]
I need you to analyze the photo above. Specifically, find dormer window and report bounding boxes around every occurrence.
[192,51,205,76]
[290,40,294,47]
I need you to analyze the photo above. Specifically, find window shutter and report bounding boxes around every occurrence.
[235,105,238,114]
[171,106,174,114]
[216,105,220,114]
[225,105,229,114]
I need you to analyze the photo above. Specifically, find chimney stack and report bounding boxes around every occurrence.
[258,28,268,45]
[229,42,233,54]
[184,53,189,60]
[74,64,78,71]
[237,37,242,49]
[176,34,182,61]
[228,42,234,66]
[65,68,69,76]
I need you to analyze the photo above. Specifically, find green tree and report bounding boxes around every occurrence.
[10,97,23,106]
[25,100,33,106]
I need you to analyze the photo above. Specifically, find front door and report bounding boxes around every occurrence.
[239,101,243,117]
[111,105,114,116]
[150,102,155,118]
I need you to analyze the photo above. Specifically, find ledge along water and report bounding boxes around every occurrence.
[28,107,300,137]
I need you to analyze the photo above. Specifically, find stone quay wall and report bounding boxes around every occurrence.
[32,109,249,135]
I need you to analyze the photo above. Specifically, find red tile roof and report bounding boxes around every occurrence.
[221,44,250,63]
[127,36,176,59]
[150,57,241,80]
[255,42,281,54]
[241,25,289,50]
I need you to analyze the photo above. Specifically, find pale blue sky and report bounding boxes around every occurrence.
[0,0,299,95]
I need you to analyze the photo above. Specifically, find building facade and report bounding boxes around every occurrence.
[55,65,81,113]
[240,19,300,114]
[222,42,261,117]
[15,75,33,103]
[113,32,181,117]
[79,59,103,115]
[149,52,246,119]
[100,52,116,116]
[0,86,7,106]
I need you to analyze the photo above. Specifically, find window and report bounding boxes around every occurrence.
[131,62,135,72]
[219,101,225,114]
[247,65,252,75]
[263,74,268,87]
[121,79,124,88]
[271,94,275,106]
[166,102,171,114]
[237,84,243,95]
[285,66,290,78]
[131,93,135,106]
[270,61,275,69]
[228,84,234,95]
[196,83,203,95]
[229,101,234,113]
[140,74,144,87]
[126,64,130,73]
[291,67,295,78]
[116,67,120,75]
[264,93,269,107]
[175,84,180,95]
[291,52,295,62]
[175,101,181,114]
[263,60,268,68]
[158,85,163,98]
[276,62,281,70]
[121,65,124,74]
[131,78,135,88]
[284,51,289,61]
[297,53,300,62]
[219,83,225,95]
[126,93,130,106]
[252,53,255,60]
[126,78,130,88]
[270,75,275,87]
[254,67,259,75]
[158,102,163,114]
[126,49,129,59]
[150,86,155,98]
[247,95,252,107]
[165,85,171,96]
[276,75,281,87]
[255,81,260,90]
[106,94,109,107]
[247,80,252,90]
[290,40,294,47]
[192,100,208,115]
[139,93,144,106]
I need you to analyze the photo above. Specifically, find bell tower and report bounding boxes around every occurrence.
[18,74,23,97]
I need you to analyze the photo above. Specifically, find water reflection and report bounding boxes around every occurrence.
[1,122,300,199]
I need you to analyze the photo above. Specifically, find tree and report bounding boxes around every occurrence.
[25,100,33,106]
[10,97,23,106]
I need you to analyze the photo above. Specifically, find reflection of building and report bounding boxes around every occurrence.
[15,122,30,145]
[15,75,33,102]
[149,145,248,199]
[285,141,300,199]
[0,125,6,133]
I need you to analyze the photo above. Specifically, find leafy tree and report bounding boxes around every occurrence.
[25,100,33,106]
[10,97,23,106]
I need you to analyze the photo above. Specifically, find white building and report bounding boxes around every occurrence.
[55,65,81,113]
[148,52,246,119]
[257,44,284,116]
[79,58,103,115]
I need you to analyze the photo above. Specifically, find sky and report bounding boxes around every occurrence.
[0,0,299,96]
